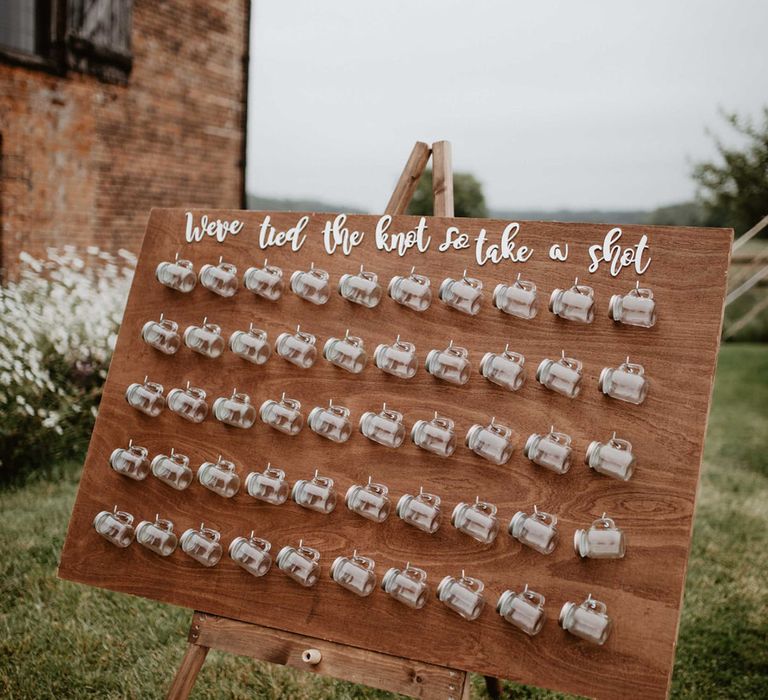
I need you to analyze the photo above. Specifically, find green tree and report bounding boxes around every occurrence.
[407,169,489,218]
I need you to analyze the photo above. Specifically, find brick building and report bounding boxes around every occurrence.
[0,0,249,273]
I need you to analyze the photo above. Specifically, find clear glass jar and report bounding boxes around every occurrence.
[397,488,441,534]
[229,325,271,365]
[136,515,178,556]
[497,585,546,636]
[229,532,272,577]
[292,470,337,513]
[244,259,283,301]
[125,377,165,417]
[524,427,573,474]
[109,440,150,480]
[346,477,391,523]
[451,498,500,544]
[425,341,470,386]
[509,507,559,555]
[465,418,514,465]
[493,274,538,320]
[574,514,626,559]
[331,551,377,597]
[156,254,196,292]
[180,524,222,567]
[323,330,367,374]
[536,351,583,398]
[609,281,656,328]
[275,326,318,369]
[374,335,418,379]
[437,572,485,621]
[549,278,595,323]
[388,267,432,312]
[559,594,612,645]
[439,271,483,315]
[183,318,225,359]
[599,357,649,405]
[308,401,352,443]
[198,456,240,498]
[167,383,209,423]
[151,449,193,490]
[291,263,330,305]
[411,413,457,458]
[260,393,303,435]
[141,314,181,355]
[359,404,405,448]
[585,433,635,481]
[245,464,290,505]
[381,563,428,609]
[199,257,239,297]
[214,390,257,429]
[93,506,135,547]
[339,266,382,308]
[479,346,526,392]
[276,540,321,587]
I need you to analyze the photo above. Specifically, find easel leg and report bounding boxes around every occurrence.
[166,640,209,700]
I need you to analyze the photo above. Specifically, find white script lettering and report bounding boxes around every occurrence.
[185,211,244,243]
[588,228,651,277]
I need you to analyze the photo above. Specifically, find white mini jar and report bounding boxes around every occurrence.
[331,551,377,597]
[381,563,429,609]
[180,523,222,567]
[260,393,303,435]
[388,267,432,312]
[229,324,271,365]
[109,440,150,481]
[437,571,485,621]
[359,404,406,448]
[276,540,321,587]
[338,265,382,308]
[397,488,441,534]
[199,256,239,297]
[609,281,656,328]
[439,270,484,315]
[479,346,526,392]
[599,357,649,405]
[411,413,457,458]
[125,376,165,417]
[292,470,337,514]
[184,318,225,359]
[345,477,391,523]
[197,455,241,498]
[324,330,367,374]
[151,449,193,490]
[156,253,196,292]
[549,278,595,323]
[585,433,635,481]
[465,418,514,465]
[141,314,181,355]
[493,273,538,320]
[245,464,290,505]
[229,532,272,577]
[93,506,135,548]
[508,506,559,555]
[243,259,283,301]
[451,498,500,544]
[374,335,418,379]
[291,263,330,305]
[214,389,257,429]
[425,340,471,386]
[559,594,612,645]
[136,515,178,557]
[536,351,583,398]
[275,326,317,369]
[524,427,573,474]
[497,585,546,636]
[167,382,209,423]
[308,401,352,443]
[574,514,626,559]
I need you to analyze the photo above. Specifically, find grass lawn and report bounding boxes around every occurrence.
[1,344,766,699]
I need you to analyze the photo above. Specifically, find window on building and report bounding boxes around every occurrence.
[0,0,53,59]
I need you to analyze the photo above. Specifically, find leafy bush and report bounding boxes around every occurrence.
[0,247,135,479]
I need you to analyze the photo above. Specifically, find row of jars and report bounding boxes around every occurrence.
[157,253,657,328]
[93,507,612,645]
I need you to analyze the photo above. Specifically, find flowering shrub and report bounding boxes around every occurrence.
[0,247,135,478]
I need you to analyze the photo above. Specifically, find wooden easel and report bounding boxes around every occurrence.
[166,142,475,700]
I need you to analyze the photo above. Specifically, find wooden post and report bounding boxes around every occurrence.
[385,141,432,215]
[431,140,454,217]
[166,643,209,700]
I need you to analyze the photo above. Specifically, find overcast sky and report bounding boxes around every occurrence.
[246,0,767,212]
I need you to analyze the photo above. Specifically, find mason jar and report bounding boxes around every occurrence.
[309,401,352,443]
[497,585,546,636]
[180,524,223,567]
[359,404,405,448]
[199,257,239,297]
[388,267,432,312]
[151,449,193,490]
[559,594,612,645]
[374,335,418,379]
[245,464,290,505]
[277,541,321,587]
[323,331,367,374]
[585,433,635,481]
[292,471,337,513]
[549,278,595,323]
[229,532,272,577]
[229,325,271,365]
[260,394,303,435]
[451,498,500,544]
[244,259,283,301]
[479,346,526,392]
[381,563,428,609]
[345,477,391,523]
[183,318,225,359]
[411,413,457,458]
[214,390,257,429]
[609,281,656,328]
[331,551,377,597]
[397,488,441,533]
[493,274,538,320]
[141,314,181,355]
[291,263,330,305]
[425,341,470,386]
[274,326,317,369]
[155,254,196,292]
[598,357,649,405]
[508,507,559,555]
[167,383,209,423]
[93,506,135,548]
[524,428,573,474]
[439,271,484,315]
[125,377,165,417]
[136,515,178,557]
[574,514,626,559]
[109,440,150,481]
[198,456,241,498]
[536,351,583,398]
[339,265,382,308]
[465,418,514,465]
[437,572,485,621]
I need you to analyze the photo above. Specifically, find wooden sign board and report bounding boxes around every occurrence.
[59,209,731,699]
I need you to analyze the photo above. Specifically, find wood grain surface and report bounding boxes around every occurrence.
[58,209,732,699]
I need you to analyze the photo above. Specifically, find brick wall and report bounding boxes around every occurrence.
[0,0,249,272]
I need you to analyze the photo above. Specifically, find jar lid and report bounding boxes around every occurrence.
[608,294,622,321]
[396,494,413,519]
[523,433,541,459]
[330,556,346,581]
[508,511,527,538]
[559,601,576,628]
[496,589,515,615]
[492,283,507,307]
[275,545,294,569]
[381,567,399,592]
[598,367,612,393]
[228,536,248,558]
[450,502,468,527]
[289,269,303,286]
[535,358,552,383]
[548,288,561,313]
[585,441,602,467]
[436,575,454,601]
[438,277,454,300]
[345,483,361,505]
[464,424,483,449]
[424,349,440,372]
[479,352,495,376]
[573,529,588,558]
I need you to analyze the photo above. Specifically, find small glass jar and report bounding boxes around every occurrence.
[291,263,330,305]
[465,418,514,465]
[599,357,649,405]
[244,259,283,301]
[180,524,223,567]
[374,335,418,379]
[536,351,583,398]
[183,318,225,359]
[381,563,428,609]
[359,404,406,448]
[339,265,382,308]
[550,278,595,323]
[497,585,546,636]
[524,427,573,474]
[331,551,377,597]
[397,488,441,534]
[479,346,526,392]
[574,514,626,559]
[229,325,271,365]
[559,594,612,645]
[292,470,337,513]
[437,572,485,621]
[229,532,272,577]
[156,254,196,292]
[274,326,318,369]
[439,271,483,315]
[199,256,239,297]
[167,383,209,423]
[451,498,500,544]
[198,455,240,498]
[125,377,165,417]
[411,413,457,458]
[93,506,135,547]
[151,449,193,490]
[388,267,432,312]
[493,274,538,320]
[346,477,391,523]
[425,341,470,386]
[585,433,635,481]
[141,314,181,354]
[277,541,321,587]
[309,401,352,443]
[509,507,559,555]
[609,281,657,328]
[109,440,150,480]
[213,390,257,429]
[245,464,290,505]
[136,515,178,557]
[260,393,303,435]
[323,330,367,374]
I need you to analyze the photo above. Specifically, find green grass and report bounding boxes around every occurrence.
[1,345,766,699]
